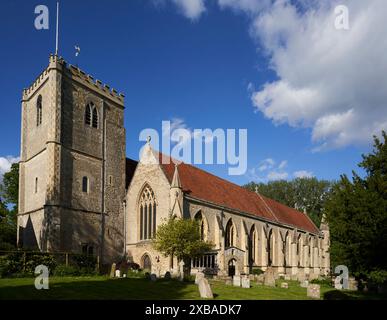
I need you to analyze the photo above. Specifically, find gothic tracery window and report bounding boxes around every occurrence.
[139,185,157,240]
[195,211,207,241]
[225,219,235,248]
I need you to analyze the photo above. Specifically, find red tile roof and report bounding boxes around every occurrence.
[158,152,319,234]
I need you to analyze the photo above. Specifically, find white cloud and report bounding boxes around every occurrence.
[248,157,289,181]
[159,0,207,20]
[293,170,314,178]
[218,0,270,15]
[249,0,387,150]
[258,158,275,171]
[267,170,288,181]
[0,156,19,185]
[278,160,287,170]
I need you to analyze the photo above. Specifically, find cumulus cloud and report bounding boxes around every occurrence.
[248,157,289,181]
[162,0,387,150]
[249,0,387,150]
[293,170,314,178]
[154,0,207,20]
[0,156,19,185]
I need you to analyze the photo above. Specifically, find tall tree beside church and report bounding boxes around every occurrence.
[244,178,332,226]
[325,131,387,282]
[153,217,213,277]
[0,163,19,249]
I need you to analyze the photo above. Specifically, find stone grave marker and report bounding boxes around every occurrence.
[307,284,320,299]
[115,269,121,278]
[164,271,171,280]
[300,280,309,288]
[233,275,241,287]
[241,276,250,288]
[150,274,157,282]
[110,263,116,278]
[198,278,213,299]
[264,267,276,287]
[195,271,205,285]
[281,282,289,289]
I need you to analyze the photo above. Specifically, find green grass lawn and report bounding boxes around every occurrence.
[0,276,384,300]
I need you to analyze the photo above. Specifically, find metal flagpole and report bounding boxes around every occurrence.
[55,2,59,55]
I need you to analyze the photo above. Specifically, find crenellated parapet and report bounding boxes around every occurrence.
[22,54,125,106]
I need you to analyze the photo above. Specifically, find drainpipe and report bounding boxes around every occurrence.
[123,199,127,256]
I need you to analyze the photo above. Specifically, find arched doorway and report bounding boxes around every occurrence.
[228,258,237,277]
[142,254,152,271]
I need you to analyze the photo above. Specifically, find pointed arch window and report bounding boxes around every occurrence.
[225,219,235,248]
[139,185,157,240]
[249,226,257,264]
[36,95,42,126]
[194,211,207,241]
[85,102,99,128]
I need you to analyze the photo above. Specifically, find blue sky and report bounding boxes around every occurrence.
[1,0,384,186]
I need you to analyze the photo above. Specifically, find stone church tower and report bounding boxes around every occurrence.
[17,55,126,263]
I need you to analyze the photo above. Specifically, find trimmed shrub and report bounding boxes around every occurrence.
[251,268,264,276]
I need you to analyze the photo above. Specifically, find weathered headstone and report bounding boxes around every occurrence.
[195,272,205,285]
[241,276,250,288]
[256,274,265,284]
[225,278,232,286]
[348,277,358,291]
[115,270,121,278]
[150,274,157,282]
[334,276,343,290]
[307,284,320,299]
[145,272,151,280]
[264,268,276,287]
[281,282,289,289]
[300,280,309,288]
[110,263,116,278]
[164,271,171,280]
[233,275,241,287]
[179,261,185,281]
[198,278,213,299]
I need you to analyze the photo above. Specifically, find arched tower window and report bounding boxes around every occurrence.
[85,104,92,126]
[225,219,235,248]
[194,211,207,241]
[36,95,42,126]
[139,185,157,240]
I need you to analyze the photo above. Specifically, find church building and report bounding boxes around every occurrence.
[17,55,330,279]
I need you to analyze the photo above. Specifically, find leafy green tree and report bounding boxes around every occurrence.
[244,178,332,226]
[153,217,213,277]
[0,163,19,250]
[325,131,387,282]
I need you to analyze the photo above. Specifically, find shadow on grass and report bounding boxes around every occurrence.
[0,277,200,300]
[323,289,387,300]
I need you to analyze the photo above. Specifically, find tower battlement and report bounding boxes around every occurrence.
[23,54,125,105]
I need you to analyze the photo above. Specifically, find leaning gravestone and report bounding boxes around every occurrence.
[264,268,276,287]
[110,263,116,278]
[233,275,241,287]
[307,284,320,299]
[241,276,250,288]
[198,278,213,299]
[150,274,157,282]
[195,272,205,285]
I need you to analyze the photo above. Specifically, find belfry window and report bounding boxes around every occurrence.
[36,95,42,126]
[139,185,157,240]
[85,102,98,128]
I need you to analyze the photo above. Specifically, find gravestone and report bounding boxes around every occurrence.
[179,261,185,281]
[123,274,127,278]
[225,278,232,286]
[334,277,343,290]
[348,277,358,291]
[195,272,205,285]
[281,282,289,289]
[115,270,121,278]
[256,274,265,284]
[233,275,241,287]
[241,276,250,288]
[145,272,151,280]
[264,268,276,287]
[307,284,320,299]
[164,271,171,280]
[110,263,116,278]
[198,278,213,299]
[150,274,157,282]
[300,280,309,288]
